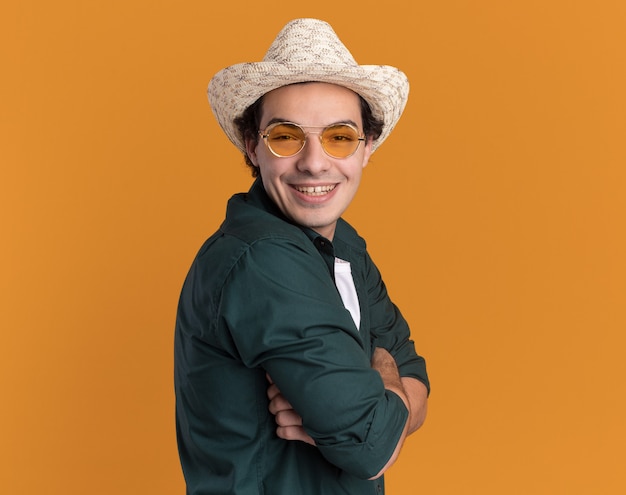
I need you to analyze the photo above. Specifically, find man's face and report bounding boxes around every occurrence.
[246,82,373,240]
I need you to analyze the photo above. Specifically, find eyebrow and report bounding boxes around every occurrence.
[263,118,360,129]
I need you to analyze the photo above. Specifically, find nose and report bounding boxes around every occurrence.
[295,135,331,175]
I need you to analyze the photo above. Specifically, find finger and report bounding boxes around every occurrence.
[268,393,293,415]
[266,383,281,401]
[275,409,303,427]
[276,426,315,446]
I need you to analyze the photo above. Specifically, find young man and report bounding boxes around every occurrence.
[175,18,430,495]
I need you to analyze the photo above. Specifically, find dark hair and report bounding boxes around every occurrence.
[234,88,385,177]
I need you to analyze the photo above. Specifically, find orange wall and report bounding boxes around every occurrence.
[2,1,625,493]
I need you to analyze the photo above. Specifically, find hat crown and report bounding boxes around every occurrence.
[262,18,358,67]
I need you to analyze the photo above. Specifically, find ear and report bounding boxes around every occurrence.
[361,137,374,169]
[245,138,260,167]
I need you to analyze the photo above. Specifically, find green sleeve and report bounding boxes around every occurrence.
[218,237,408,479]
[364,251,431,394]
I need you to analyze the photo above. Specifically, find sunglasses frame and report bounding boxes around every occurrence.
[258,121,366,159]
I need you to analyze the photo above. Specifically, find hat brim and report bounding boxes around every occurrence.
[208,61,409,154]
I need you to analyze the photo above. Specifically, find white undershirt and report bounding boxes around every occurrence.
[334,258,361,330]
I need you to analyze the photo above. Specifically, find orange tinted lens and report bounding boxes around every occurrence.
[266,123,305,156]
[321,125,361,157]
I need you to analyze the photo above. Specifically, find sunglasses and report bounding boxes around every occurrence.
[259,122,366,159]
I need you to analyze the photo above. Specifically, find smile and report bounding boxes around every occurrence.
[294,184,336,196]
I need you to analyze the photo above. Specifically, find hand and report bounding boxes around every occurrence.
[266,374,315,446]
[370,348,409,411]
[368,348,411,479]
[371,348,401,381]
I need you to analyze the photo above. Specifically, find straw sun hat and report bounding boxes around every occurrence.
[207,18,409,154]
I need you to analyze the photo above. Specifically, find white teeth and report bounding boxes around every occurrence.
[295,185,336,195]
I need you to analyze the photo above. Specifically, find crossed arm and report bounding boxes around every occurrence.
[267,347,428,478]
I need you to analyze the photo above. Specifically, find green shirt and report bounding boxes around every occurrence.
[175,179,429,494]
